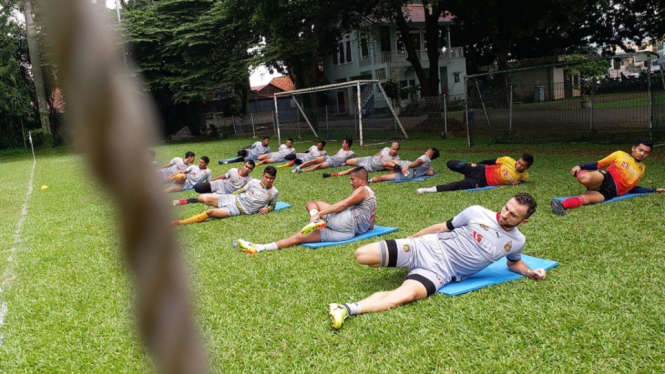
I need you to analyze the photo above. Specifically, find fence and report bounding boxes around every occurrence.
[198,71,665,147]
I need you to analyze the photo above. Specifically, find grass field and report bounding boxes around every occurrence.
[0,138,664,372]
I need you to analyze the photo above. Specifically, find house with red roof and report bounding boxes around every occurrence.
[249,76,296,113]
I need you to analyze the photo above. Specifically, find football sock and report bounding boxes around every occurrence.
[344,302,361,315]
[180,198,198,204]
[561,196,584,210]
[575,170,588,181]
[179,212,209,225]
[309,209,319,217]
[330,172,339,177]
[421,187,437,193]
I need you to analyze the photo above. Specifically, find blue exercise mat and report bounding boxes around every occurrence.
[384,174,439,183]
[462,181,529,192]
[274,202,291,211]
[462,186,499,192]
[220,157,241,163]
[302,225,398,248]
[438,255,558,296]
[553,193,649,204]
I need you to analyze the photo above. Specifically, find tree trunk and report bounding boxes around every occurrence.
[395,11,434,98]
[423,2,445,97]
[24,0,51,133]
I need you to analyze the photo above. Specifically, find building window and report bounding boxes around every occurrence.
[360,33,369,58]
[335,34,352,65]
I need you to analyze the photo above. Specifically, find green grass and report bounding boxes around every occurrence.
[1,138,664,372]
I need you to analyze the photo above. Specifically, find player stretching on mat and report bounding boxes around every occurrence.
[278,140,327,168]
[368,148,440,183]
[323,142,400,178]
[237,167,376,254]
[256,138,296,165]
[221,136,271,164]
[327,193,546,330]
[172,166,278,225]
[550,139,664,216]
[160,151,195,182]
[173,160,254,201]
[164,156,211,193]
[417,154,532,194]
[292,137,355,173]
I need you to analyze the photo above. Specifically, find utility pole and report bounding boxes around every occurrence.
[23,0,51,133]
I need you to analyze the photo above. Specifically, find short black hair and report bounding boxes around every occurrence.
[244,160,256,168]
[262,136,270,141]
[264,166,277,177]
[343,137,353,147]
[635,138,654,150]
[185,151,195,158]
[287,138,294,143]
[521,153,534,167]
[201,156,210,164]
[429,147,440,160]
[350,167,368,180]
[317,139,327,147]
[513,192,537,218]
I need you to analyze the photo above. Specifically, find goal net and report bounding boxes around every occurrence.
[273,80,408,146]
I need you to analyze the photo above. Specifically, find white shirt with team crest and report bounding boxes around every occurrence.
[410,154,433,177]
[370,147,400,170]
[210,168,252,194]
[235,179,279,214]
[436,205,525,281]
[296,145,326,162]
[267,144,296,161]
[183,165,212,190]
[247,141,270,159]
[329,148,356,164]
[161,157,188,179]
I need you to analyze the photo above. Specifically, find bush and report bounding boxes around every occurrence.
[30,128,54,148]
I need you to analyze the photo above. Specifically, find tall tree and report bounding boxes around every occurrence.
[0,0,38,148]
[23,0,49,132]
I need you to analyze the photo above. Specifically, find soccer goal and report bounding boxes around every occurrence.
[273,80,408,146]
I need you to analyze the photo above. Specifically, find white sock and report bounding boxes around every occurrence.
[423,187,437,193]
[345,302,361,315]
[259,242,278,251]
[309,209,319,217]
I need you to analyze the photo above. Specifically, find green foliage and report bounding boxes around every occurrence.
[29,128,53,148]
[0,139,664,372]
[564,54,610,97]
[0,0,39,148]
[381,79,401,100]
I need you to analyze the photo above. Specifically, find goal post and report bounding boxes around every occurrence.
[273,80,408,146]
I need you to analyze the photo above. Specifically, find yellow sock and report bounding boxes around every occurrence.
[278,161,292,168]
[179,211,209,225]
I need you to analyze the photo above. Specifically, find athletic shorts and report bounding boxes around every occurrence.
[323,156,345,168]
[588,170,618,201]
[183,179,199,191]
[356,157,377,172]
[378,237,455,296]
[393,169,417,180]
[320,210,355,242]
[216,194,241,216]
[209,180,231,195]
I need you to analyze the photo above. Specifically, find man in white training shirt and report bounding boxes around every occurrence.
[256,138,296,165]
[164,156,212,193]
[160,151,195,181]
[323,141,401,178]
[327,193,547,329]
[277,140,327,168]
[172,166,278,225]
[369,147,439,183]
[237,167,376,254]
[293,137,355,173]
[172,160,256,206]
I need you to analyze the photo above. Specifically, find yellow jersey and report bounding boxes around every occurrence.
[598,151,645,195]
[484,157,529,186]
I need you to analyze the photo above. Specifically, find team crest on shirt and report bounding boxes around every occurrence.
[622,161,628,168]
[502,170,509,176]
[480,224,489,231]
[267,193,272,198]
[403,244,410,253]
[504,241,513,252]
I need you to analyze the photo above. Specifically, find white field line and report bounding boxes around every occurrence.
[0,158,36,346]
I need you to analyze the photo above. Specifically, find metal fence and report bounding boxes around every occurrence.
[197,72,665,146]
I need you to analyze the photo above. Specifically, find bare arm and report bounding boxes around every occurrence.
[401,158,424,173]
[507,258,546,280]
[211,174,227,181]
[409,222,450,238]
[313,188,369,221]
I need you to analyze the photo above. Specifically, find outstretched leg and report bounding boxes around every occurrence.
[173,208,229,225]
[551,190,605,216]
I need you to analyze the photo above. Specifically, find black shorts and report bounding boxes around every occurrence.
[588,170,618,201]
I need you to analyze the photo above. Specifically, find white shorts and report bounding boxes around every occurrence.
[217,195,241,217]
[378,237,455,296]
[320,210,355,242]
